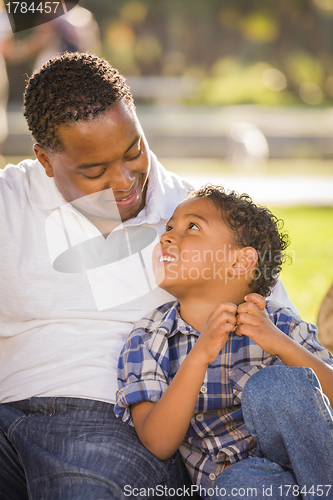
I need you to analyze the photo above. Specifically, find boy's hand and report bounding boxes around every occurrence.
[192,302,237,366]
[236,293,284,355]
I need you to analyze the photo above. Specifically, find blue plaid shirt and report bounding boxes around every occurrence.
[115,301,333,490]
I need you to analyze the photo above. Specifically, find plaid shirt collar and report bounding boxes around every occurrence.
[157,301,200,339]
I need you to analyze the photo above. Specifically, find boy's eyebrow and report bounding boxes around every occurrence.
[74,137,140,170]
[184,213,210,225]
[166,213,210,226]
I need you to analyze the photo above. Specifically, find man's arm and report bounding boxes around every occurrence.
[236,294,333,406]
[130,302,237,460]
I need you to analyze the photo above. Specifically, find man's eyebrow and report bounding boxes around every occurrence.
[74,136,140,170]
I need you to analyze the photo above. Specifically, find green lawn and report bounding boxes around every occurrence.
[268,206,333,325]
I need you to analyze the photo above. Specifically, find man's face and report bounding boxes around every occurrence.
[35,100,150,222]
[153,197,240,299]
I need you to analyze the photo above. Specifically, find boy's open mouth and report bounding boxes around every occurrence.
[159,254,176,263]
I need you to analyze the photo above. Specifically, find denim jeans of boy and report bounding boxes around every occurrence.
[0,397,193,500]
[211,366,333,500]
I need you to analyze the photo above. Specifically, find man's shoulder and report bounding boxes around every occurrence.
[0,159,40,206]
[0,158,36,181]
[150,152,193,195]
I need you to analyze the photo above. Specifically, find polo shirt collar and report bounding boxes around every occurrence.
[28,159,67,210]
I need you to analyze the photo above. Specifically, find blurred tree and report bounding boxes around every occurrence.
[8,0,333,104]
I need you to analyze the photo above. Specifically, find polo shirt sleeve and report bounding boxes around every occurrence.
[115,327,170,423]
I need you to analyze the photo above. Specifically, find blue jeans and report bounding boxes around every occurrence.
[212,366,333,500]
[0,397,193,500]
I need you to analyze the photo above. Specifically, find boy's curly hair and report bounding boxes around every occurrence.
[23,52,134,153]
[188,185,290,297]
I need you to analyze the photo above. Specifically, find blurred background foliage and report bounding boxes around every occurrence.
[75,0,333,106]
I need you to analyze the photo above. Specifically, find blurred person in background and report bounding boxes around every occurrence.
[2,3,101,69]
[0,0,12,154]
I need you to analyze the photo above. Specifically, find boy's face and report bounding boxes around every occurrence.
[34,100,150,222]
[154,197,241,299]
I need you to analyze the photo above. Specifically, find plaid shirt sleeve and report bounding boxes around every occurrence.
[229,302,333,404]
[115,322,171,423]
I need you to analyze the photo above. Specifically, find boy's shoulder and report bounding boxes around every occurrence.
[265,299,306,335]
[132,300,179,338]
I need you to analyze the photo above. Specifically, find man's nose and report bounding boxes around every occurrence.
[103,163,135,192]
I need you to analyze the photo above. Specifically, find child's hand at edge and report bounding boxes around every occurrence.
[193,302,237,366]
[236,293,285,356]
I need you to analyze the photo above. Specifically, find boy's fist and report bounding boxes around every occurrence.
[193,302,237,366]
[236,293,284,355]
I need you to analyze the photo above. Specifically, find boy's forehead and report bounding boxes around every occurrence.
[170,197,220,221]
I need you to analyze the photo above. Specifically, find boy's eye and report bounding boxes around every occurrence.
[165,224,173,232]
[189,222,200,230]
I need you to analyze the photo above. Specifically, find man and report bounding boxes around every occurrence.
[0,52,294,500]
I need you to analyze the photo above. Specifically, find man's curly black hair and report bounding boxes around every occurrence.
[23,52,134,152]
[188,185,290,298]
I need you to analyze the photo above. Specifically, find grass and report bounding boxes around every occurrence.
[268,206,333,325]
[1,156,332,325]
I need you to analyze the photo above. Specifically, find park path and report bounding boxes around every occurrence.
[184,173,333,206]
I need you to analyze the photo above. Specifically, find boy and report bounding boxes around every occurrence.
[115,185,333,499]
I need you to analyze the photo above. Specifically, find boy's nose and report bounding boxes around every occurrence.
[160,231,174,245]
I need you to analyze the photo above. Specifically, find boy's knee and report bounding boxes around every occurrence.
[243,365,317,409]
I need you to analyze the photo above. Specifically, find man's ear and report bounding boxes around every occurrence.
[33,144,54,178]
[228,247,258,277]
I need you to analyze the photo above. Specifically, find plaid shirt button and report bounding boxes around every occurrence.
[196,413,204,421]
[209,473,216,481]
[200,385,207,394]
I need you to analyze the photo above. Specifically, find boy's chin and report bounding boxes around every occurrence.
[157,282,184,301]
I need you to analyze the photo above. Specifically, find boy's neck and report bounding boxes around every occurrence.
[178,288,247,332]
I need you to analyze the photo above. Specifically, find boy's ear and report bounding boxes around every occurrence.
[228,247,258,277]
[34,144,54,178]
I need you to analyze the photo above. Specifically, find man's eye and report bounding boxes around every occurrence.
[85,170,105,179]
[165,225,173,232]
[127,150,142,161]
[189,222,200,230]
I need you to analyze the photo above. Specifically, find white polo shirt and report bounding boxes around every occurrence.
[0,152,193,404]
[0,152,296,404]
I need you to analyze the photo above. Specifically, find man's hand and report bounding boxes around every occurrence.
[236,293,285,355]
[192,302,237,366]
